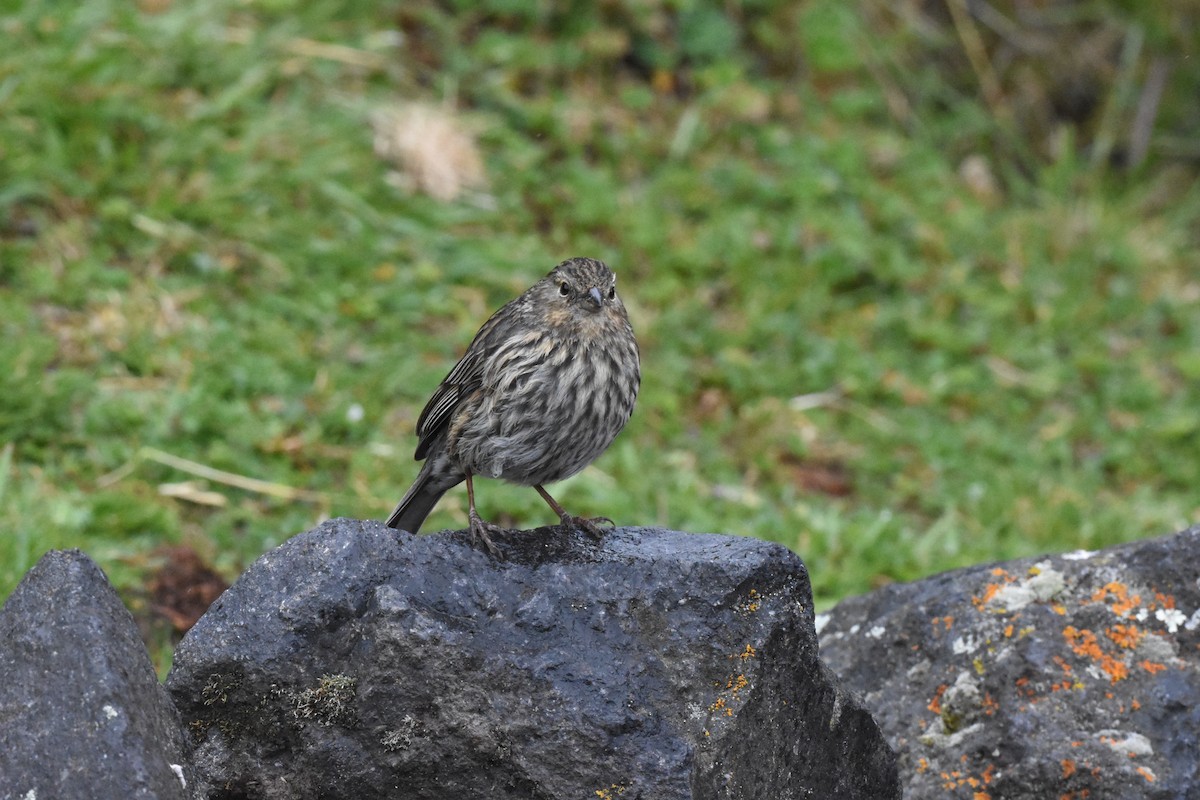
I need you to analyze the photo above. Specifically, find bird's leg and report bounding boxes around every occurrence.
[534,484,614,539]
[465,473,504,559]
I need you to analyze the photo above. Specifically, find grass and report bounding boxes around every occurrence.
[2,0,1198,648]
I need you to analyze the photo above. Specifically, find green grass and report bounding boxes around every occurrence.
[2,0,1198,637]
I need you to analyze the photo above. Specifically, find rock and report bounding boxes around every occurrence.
[167,518,899,799]
[819,525,1200,799]
[0,550,196,800]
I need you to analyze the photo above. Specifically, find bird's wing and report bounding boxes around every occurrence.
[412,303,516,460]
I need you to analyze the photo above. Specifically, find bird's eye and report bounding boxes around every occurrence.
[607,286,616,300]
[559,282,570,297]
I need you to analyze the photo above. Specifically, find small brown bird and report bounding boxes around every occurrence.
[386,257,640,557]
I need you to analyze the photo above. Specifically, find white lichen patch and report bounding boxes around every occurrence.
[952,633,981,655]
[989,562,1066,611]
[170,764,187,788]
[102,704,119,720]
[1095,730,1154,758]
[1156,607,1187,634]
[1136,631,1177,663]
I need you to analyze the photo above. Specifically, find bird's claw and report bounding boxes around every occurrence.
[561,514,615,540]
[468,511,505,560]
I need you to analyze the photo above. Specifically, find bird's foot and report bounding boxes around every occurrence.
[468,510,505,560]
[560,514,615,540]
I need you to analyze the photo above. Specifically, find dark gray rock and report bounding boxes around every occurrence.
[167,518,898,799]
[820,525,1200,800]
[0,549,196,800]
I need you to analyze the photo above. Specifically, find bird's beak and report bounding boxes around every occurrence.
[588,286,604,308]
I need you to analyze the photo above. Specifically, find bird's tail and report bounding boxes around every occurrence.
[385,466,458,533]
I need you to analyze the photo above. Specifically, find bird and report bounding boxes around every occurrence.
[385,257,640,557]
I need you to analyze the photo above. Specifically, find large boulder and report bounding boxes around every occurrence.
[167,518,899,799]
[0,550,196,800]
[820,525,1200,799]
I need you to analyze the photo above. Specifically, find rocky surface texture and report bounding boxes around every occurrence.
[166,518,899,800]
[0,550,196,800]
[820,525,1200,799]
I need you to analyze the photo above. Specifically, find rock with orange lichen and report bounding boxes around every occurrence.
[819,524,1200,799]
[167,519,899,799]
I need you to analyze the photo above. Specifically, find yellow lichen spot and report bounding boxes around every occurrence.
[739,644,757,660]
[737,588,762,614]
[973,657,985,675]
[1027,565,1041,576]
[722,673,750,698]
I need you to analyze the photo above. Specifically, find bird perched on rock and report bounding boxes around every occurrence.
[386,257,640,557]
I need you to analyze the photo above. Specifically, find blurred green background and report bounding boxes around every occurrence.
[2,0,1198,655]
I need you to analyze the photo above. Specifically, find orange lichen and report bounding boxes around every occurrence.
[1137,766,1156,782]
[973,585,1002,609]
[917,757,929,773]
[1063,626,1129,683]
[1004,624,1014,638]
[928,684,948,715]
[1140,660,1167,674]
[1092,582,1142,617]
[1063,626,1102,658]
[1106,625,1141,649]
